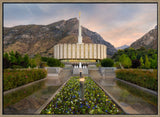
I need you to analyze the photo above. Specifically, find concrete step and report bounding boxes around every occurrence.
[47,74,58,77]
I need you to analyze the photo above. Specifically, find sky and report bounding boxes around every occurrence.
[4,3,157,48]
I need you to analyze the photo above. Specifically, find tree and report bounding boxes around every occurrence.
[131,53,137,60]
[132,59,141,68]
[150,57,157,69]
[119,54,132,68]
[101,58,114,67]
[9,51,16,65]
[150,54,157,69]
[144,55,150,69]
[15,51,22,65]
[140,57,144,68]
[41,57,48,62]
[29,58,37,68]
[34,54,41,67]
[22,54,30,68]
[3,53,11,68]
[47,58,62,67]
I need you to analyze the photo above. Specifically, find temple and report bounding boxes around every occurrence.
[54,13,107,63]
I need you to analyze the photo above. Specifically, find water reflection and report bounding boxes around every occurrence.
[3,78,61,114]
[96,78,157,114]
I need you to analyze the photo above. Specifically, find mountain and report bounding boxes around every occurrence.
[130,25,157,50]
[116,45,129,50]
[4,18,117,57]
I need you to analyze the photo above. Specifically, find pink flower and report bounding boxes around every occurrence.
[25,76,28,78]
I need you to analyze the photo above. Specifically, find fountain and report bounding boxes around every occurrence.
[79,62,82,78]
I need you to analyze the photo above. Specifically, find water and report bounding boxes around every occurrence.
[3,78,61,114]
[96,78,158,114]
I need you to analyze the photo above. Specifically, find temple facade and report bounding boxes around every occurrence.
[54,13,107,62]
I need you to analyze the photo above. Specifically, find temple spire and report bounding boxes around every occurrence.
[78,12,82,44]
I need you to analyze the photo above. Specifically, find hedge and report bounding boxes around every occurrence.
[116,69,157,91]
[3,69,47,91]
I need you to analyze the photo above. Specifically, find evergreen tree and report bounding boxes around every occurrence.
[3,53,11,68]
[140,57,144,68]
[150,54,157,69]
[22,54,30,68]
[15,51,22,65]
[144,55,150,69]
[9,51,16,65]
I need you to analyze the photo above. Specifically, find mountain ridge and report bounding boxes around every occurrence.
[116,45,129,50]
[4,18,117,57]
[130,26,157,50]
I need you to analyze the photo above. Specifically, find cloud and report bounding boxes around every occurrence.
[3,3,157,47]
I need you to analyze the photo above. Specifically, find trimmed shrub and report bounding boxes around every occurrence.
[3,69,47,91]
[101,58,114,67]
[116,69,157,91]
[47,58,64,67]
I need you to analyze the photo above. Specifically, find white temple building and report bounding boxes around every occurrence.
[54,13,107,63]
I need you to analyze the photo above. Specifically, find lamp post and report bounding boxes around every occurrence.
[79,77,85,100]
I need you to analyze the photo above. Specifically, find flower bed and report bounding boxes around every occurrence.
[3,69,47,91]
[84,77,121,114]
[41,77,123,114]
[116,69,157,91]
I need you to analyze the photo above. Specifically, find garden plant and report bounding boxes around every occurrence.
[3,69,47,91]
[116,69,157,91]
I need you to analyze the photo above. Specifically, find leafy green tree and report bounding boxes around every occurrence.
[101,58,114,67]
[29,58,37,68]
[131,53,137,60]
[9,51,16,65]
[150,58,157,69]
[15,51,22,65]
[150,54,157,69]
[22,54,30,68]
[144,55,150,69]
[34,54,41,67]
[119,54,132,68]
[140,57,144,68]
[3,53,11,68]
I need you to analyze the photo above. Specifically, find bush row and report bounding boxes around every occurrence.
[3,69,47,91]
[116,69,157,91]
[41,77,122,114]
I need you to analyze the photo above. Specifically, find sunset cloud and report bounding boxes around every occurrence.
[3,3,157,47]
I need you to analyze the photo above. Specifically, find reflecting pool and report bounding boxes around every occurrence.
[3,78,61,114]
[96,78,157,114]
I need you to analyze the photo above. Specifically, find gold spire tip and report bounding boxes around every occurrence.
[79,12,81,17]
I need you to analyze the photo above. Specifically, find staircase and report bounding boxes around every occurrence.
[45,67,62,86]
[73,68,88,75]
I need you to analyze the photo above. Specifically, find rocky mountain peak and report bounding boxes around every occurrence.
[4,18,117,57]
[130,26,157,50]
